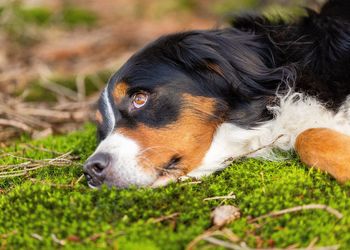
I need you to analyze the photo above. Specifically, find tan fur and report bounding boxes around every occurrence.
[207,63,224,77]
[95,110,103,124]
[113,82,129,103]
[118,94,221,176]
[295,128,350,183]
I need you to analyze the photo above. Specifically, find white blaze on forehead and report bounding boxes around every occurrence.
[91,132,157,187]
[102,87,116,136]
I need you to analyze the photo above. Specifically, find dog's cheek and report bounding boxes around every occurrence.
[117,94,221,175]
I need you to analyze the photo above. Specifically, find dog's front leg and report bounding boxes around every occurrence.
[295,128,350,183]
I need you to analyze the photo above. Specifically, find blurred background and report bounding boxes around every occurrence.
[0,0,325,145]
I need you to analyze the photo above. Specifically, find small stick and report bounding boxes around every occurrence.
[306,238,319,250]
[203,236,339,250]
[249,204,343,223]
[222,134,285,165]
[22,144,63,155]
[38,76,78,101]
[203,194,236,201]
[186,229,223,250]
[219,192,236,206]
[76,74,86,101]
[31,233,43,241]
[0,151,77,178]
[151,213,180,223]
[203,237,241,250]
[15,108,71,119]
[0,118,32,132]
[51,234,66,246]
[74,174,85,185]
[180,181,202,186]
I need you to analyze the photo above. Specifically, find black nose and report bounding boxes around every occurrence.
[83,153,111,187]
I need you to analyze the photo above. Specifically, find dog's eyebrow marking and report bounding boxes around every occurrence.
[113,82,129,103]
[95,110,103,124]
[102,87,115,136]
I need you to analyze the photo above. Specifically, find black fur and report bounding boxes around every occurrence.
[97,0,350,141]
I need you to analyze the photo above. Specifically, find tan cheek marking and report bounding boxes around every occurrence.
[295,128,350,183]
[95,110,103,124]
[113,82,129,103]
[118,94,221,176]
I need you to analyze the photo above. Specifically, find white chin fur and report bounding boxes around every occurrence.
[188,92,350,178]
[91,133,157,187]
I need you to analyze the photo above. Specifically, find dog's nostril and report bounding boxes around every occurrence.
[92,162,105,173]
[84,153,111,176]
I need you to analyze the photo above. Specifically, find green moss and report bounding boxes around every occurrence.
[17,7,52,25]
[262,5,307,22]
[0,124,350,249]
[61,7,97,28]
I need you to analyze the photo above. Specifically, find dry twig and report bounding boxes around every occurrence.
[203,194,236,201]
[0,118,32,132]
[51,234,66,246]
[151,213,180,223]
[0,91,96,142]
[31,233,43,241]
[203,237,339,250]
[0,151,78,178]
[249,204,343,223]
[222,134,285,165]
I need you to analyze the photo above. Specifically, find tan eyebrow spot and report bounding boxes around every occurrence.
[95,110,103,124]
[113,82,129,103]
[117,94,220,175]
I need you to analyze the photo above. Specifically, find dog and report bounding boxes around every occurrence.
[83,0,350,188]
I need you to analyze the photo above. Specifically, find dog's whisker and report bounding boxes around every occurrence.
[138,146,180,156]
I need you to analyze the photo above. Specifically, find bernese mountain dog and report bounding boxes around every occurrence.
[83,0,350,188]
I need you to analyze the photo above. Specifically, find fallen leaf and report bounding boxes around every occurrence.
[67,235,81,242]
[211,205,240,227]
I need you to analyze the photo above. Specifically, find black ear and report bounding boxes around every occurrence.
[320,0,350,22]
[170,30,295,99]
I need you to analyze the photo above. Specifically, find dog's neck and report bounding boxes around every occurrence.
[188,92,350,178]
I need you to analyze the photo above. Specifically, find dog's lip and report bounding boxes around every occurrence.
[85,173,103,188]
[151,175,178,188]
[151,157,183,187]
[87,182,100,189]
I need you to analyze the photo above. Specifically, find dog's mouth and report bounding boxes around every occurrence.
[160,156,182,175]
[85,174,102,189]
[151,156,184,187]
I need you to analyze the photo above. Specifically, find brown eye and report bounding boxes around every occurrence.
[132,93,148,109]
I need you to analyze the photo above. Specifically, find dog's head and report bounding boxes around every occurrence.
[83,29,291,188]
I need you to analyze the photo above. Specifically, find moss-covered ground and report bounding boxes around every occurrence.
[0,124,350,249]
